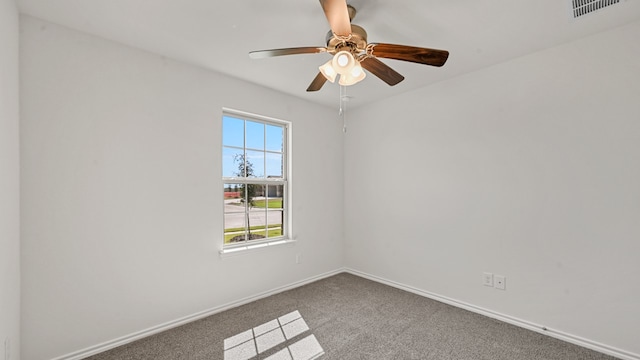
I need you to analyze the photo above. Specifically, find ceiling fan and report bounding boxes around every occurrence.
[249,0,449,92]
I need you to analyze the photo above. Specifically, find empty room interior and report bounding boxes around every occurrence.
[2,0,640,359]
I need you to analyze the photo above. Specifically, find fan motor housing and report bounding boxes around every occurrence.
[325,24,368,54]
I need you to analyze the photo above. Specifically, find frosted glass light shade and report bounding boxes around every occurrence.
[319,59,337,83]
[338,62,366,86]
[332,51,355,75]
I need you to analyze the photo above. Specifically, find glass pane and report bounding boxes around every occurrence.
[266,124,283,152]
[224,213,246,244]
[264,185,284,209]
[266,210,284,238]
[222,116,244,148]
[266,153,283,178]
[223,183,244,204]
[246,150,265,178]
[246,120,265,151]
[223,147,244,177]
[248,200,267,241]
[242,184,263,209]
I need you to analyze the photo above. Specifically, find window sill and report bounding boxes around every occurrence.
[219,239,296,258]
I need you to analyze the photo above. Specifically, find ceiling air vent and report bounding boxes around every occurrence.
[571,0,621,18]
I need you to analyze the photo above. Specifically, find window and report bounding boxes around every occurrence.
[222,110,289,250]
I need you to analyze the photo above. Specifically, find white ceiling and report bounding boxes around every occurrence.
[17,0,640,109]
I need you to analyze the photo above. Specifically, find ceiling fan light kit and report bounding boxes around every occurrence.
[338,63,366,86]
[333,51,354,73]
[249,0,450,92]
[320,50,366,86]
[319,59,338,83]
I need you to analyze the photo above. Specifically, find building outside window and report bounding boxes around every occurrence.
[222,110,289,250]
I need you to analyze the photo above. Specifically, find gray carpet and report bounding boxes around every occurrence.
[87,273,619,360]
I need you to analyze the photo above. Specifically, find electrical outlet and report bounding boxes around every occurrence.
[495,275,506,290]
[482,272,494,287]
[295,253,301,264]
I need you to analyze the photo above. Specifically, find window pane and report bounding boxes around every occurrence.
[223,116,244,148]
[266,153,283,178]
[247,184,265,208]
[223,183,243,203]
[251,185,281,209]
[246,150,265,178]
[246,120,265,151]
[223,147,244,177]
[242,184,263,208]
[247,184,267,241]
[266,210,284,238]
[248,208,267,241]
[265,185,284,208]
[266,124,283,152]
[224,213,246,244]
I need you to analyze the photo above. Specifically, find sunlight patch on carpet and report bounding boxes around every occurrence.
[224,310,324,360]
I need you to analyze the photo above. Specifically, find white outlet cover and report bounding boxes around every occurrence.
[495,275,506,290]
[483,272,493,287]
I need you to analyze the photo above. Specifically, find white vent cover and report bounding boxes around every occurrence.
[571,0,621,18]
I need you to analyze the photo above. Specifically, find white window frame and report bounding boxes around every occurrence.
[221,108,292,254]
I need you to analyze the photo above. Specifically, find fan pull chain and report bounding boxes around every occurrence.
[340,85,348,133]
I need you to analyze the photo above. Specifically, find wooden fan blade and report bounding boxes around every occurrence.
[319,0,352,37]
[249,47,327,59]
[307,72,328,92]
[360,57,405,86]
[369,43,449,67]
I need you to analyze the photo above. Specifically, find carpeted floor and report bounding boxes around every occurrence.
[87,272,619,360]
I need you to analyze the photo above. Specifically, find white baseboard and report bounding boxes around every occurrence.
[344,268,640,360]
[51,268,346,360]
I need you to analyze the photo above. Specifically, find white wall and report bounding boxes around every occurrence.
[20,8,640,360]
[20,15,343,360]
[345,20,640,357]
[0,0,20,359]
